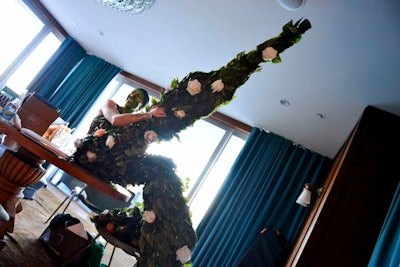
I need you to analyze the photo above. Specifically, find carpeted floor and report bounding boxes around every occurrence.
[0,184,137,267]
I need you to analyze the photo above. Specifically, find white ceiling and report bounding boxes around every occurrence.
[38,0,400,159]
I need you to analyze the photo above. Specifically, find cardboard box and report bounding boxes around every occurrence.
[17,93,60,136]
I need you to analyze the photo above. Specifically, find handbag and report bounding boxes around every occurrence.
[39,214,95,266]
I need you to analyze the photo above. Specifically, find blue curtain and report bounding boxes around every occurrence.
[192,128,331,266]
[26,37,121,128]
[48,54,121,128]
[368,182,400,267]
[26,36,86,98]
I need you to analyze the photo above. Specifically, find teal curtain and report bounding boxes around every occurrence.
[48,54,121,128]
[26,36,86,98]
[26,37,120,128]
[192,128,331,266]
[368,182,400,267]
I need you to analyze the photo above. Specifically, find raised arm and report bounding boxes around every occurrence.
[101,99,166,126]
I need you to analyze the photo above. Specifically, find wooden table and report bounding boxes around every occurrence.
[0,120,130,202]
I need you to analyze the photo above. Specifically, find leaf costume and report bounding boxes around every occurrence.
[74,19,311,267]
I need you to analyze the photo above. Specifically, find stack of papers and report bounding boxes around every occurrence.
[20,128,70,159]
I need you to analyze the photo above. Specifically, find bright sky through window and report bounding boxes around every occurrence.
[0,0,61,96]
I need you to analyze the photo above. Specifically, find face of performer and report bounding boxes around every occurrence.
[125,89,149,111]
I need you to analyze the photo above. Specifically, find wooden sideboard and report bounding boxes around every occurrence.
[286,106,400,267]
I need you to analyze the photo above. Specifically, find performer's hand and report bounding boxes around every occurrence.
[149,106,167,118]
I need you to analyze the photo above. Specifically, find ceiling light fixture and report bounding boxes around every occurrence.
[95,0,155,16]
[277,0,306,11]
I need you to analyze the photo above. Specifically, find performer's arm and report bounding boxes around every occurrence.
[101,99,166,126]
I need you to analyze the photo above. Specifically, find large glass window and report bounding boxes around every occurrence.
[5,33,60,95]
[188,134,244,228]
[0,0,43,74]
[0,0,62,96]
[146,120,226,194]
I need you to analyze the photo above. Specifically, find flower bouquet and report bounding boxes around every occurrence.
[73,19,311,266]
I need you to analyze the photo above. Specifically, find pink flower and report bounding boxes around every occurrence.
[186,79,202,95]
[143,210,156,223]
[144,130,158,144]
[176,245,191,264]
[262,47,278,61]
[86,151,97,162]
[174,110,186,119]
[211,79,224,93]
[94,128,106,137]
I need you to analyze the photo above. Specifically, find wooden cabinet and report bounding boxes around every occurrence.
[286,106,400,267]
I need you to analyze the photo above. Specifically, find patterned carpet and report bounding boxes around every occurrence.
[0,184,136,267]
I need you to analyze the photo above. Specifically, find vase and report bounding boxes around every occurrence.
[0,150,45,208]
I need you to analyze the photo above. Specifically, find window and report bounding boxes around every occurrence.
[0,0,62,96]
[188,134,245,227]
[146,120,227,194]
[6,33,60,95]
[0,0,43,74]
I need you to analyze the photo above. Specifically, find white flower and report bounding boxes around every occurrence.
[100,209,109,216]
[186,79,202,95]
[74,138,82,148]
[143,210,156,223]
[105,135,115,149]
[176,245,191,264]
[144,130,158,144]
[211,79,224,93]
[262,46,278,61]
[86,151,97,162]
[174,110,186,119]
[163,86,172,93]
